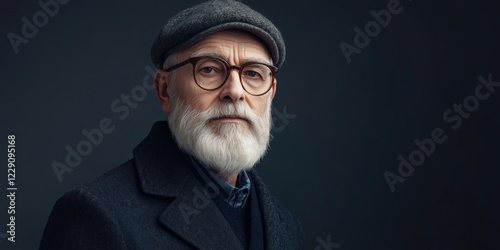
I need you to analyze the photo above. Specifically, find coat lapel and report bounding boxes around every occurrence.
[133,121,242,250]
[250,170,298,249]
[159,174,243,250]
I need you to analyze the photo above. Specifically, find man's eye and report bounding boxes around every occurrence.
[201,67,215,73]
[244,70,261,78]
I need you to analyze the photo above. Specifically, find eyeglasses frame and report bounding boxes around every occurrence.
[162,56,278,96]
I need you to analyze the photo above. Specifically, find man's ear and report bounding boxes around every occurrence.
[270,79,277,100]
[154,70,172,113]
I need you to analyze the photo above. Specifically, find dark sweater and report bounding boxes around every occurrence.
[212,176,265,250]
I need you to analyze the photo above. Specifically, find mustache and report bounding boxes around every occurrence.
[203,103,255,125]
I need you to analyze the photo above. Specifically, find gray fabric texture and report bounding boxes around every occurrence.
[151,0,286,68]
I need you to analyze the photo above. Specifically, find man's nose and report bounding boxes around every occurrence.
[219,70,245,103]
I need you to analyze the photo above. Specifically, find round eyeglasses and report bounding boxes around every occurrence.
[163,56,278,96]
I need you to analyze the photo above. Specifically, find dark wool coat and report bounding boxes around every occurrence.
[40,121,303,250]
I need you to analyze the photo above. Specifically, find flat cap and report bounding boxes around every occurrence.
[151,0,286,68]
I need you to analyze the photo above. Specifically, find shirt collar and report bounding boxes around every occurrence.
[182,151,251,208]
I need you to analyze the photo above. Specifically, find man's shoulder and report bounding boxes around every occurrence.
[40,160,167,249]
[80,159,138,195]
[56,159,141,211]
[45,158,172,231]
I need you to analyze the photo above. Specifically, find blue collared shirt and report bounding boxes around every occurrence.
[184,153,251,208]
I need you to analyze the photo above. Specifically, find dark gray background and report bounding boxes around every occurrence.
[1,0,499,249]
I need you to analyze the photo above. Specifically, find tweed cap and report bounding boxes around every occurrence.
[151,0,286,68]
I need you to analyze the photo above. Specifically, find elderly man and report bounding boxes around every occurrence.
[40,0,302,249]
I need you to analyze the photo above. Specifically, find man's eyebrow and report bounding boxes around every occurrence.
[241,57,273,65]
[189,51,273,65]
[190,51,225,59]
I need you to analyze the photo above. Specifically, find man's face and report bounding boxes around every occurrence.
[154,30,276,174]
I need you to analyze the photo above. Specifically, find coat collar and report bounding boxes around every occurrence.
[250,171,295,249]
[133,121,191,197]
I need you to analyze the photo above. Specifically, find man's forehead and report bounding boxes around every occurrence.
[185,31,273,63]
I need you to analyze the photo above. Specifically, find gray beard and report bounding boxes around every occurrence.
[167,95,272,175]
